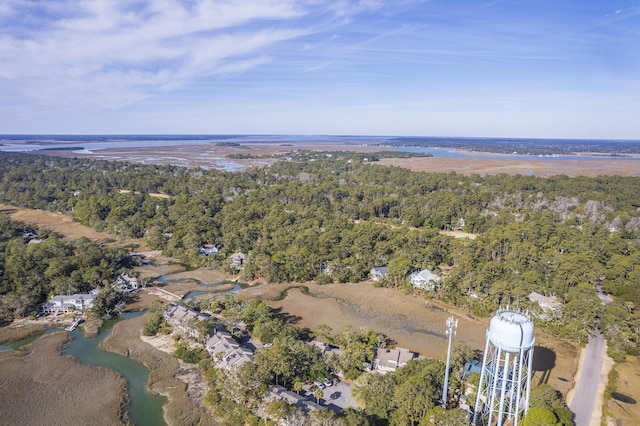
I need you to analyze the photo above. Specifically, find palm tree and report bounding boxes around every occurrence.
[313,388,324,404]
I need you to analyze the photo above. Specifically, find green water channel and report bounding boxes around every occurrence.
[62,312,167,426]
[1,313,167,426]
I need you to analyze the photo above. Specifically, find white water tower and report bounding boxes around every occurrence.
[473,309,535,426]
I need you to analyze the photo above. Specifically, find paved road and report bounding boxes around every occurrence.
[570,330,605,426]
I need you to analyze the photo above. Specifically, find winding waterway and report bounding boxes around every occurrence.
[62,312,167,426]
[1,313,167,426]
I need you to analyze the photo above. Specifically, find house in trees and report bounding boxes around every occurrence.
[310,340,343,357]
[206,330,254,369]
[114,274,140,292]
[199,244,220,256]
[373,347,418,373]
[163,303,211,338]
[230,252,247,268]
[41,289,100,315]
[266,385,323,413]
[528,292,562,317]
[370,266,387,281]
[409,269,441,290]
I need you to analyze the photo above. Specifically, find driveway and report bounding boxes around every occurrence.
[304,379,361,412]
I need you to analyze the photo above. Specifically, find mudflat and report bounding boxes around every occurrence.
[244,281,579,396]
[36,141,640,177]
[0,332,128,426]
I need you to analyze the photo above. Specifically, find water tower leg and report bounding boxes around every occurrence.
[473,334,491,425]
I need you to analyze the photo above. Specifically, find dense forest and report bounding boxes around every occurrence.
[0,214,133,322]
[0,151,639,359]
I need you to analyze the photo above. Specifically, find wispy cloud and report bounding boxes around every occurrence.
[0,0,638,138]
[0,0,388,109]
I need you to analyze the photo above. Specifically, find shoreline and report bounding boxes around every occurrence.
[100,313,217,426]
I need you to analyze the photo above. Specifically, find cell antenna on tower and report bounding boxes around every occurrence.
[442,316,457,408]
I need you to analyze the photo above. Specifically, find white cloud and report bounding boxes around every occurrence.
[0,0,425,111]
[0,0,319,109]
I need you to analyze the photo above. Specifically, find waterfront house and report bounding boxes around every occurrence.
[373,347,418,373]
[310,340,343,357]
[163,303,211,338]
[41,289,100,315]
[114,274,140,292]
[409,269,441,290]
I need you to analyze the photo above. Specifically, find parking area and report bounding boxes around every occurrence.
[303,378,361,412]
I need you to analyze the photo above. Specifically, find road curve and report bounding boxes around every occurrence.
[570,331,605,426]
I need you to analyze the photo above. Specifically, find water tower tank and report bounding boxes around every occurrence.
[473,309,535,426]
[487,310,534,353]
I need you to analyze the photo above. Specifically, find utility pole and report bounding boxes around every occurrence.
[442,316,458,408]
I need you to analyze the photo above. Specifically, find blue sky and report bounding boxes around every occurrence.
[0,0,639,138]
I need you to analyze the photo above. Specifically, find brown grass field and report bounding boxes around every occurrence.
[0,203,147,250]
[243,281,579,396]
[378,154,640,177]
[0,332,128,426]
[606,356,640,425]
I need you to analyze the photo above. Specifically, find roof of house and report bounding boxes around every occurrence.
[310,340,343,356]
[528,292,562,310]
[371,266,387,275]
[411,269,441,282]
[51,293,98,303]
[267,385,321,412]
[409,269,441,289]
[206,331,239,353]
[117,274,139,284]
[375,347,417,371]
[206,331,255,369]
[463,359,483,377]
[164,303,210,326]
[268,385,306,405]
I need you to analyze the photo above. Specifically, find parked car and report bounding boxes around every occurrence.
[323,378,333,387]
[313,380,325,389]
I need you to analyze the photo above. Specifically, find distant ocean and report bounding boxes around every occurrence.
[1,135,639,163]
